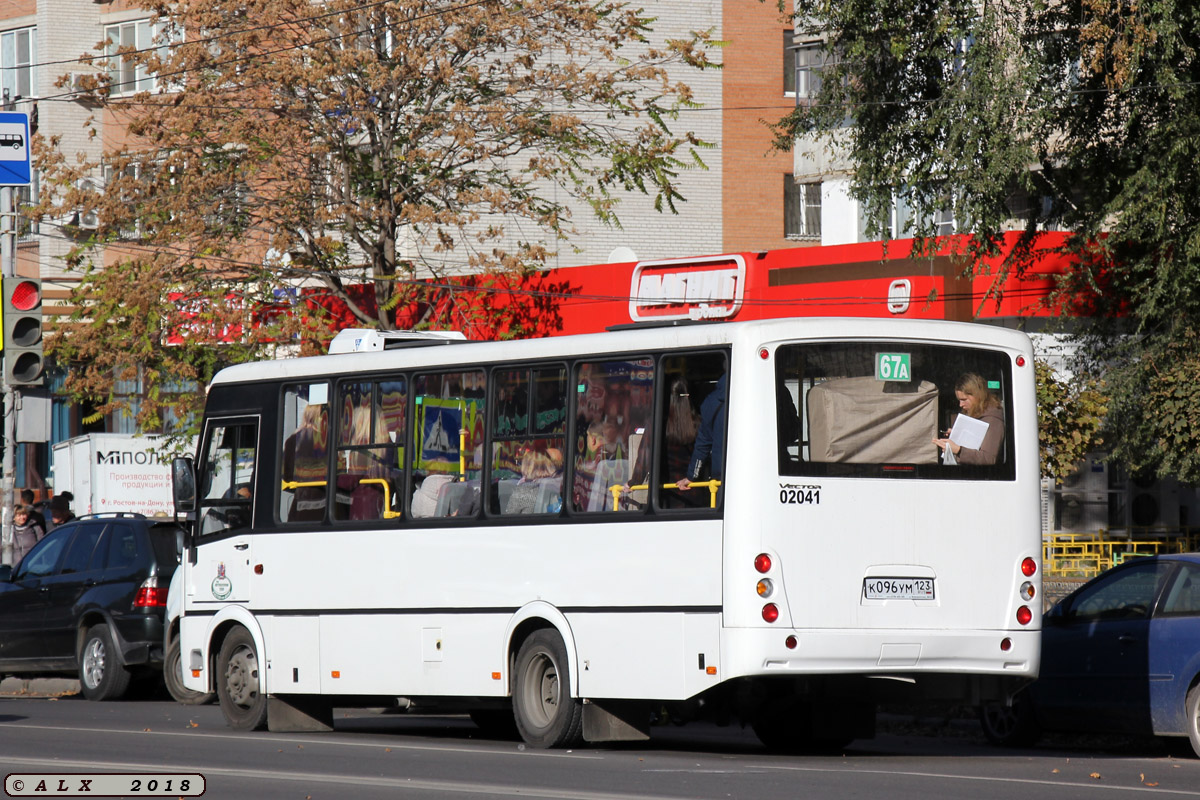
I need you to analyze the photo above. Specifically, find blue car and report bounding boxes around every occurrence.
[981,553,1200,756]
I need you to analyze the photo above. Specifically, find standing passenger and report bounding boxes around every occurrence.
[932,372,1005,465]
[677,373,728,493]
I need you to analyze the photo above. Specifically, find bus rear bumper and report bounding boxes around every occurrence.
[721,627,1040,683]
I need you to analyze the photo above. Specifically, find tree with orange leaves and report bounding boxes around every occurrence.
[37,0,715,435]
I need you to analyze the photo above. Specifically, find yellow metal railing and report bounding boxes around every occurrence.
[610,480,722,511]
[1042,531,1200,578]
[281,477,400,519]
[358,478,402,519]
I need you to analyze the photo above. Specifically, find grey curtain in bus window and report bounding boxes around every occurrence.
[807,377,938,464]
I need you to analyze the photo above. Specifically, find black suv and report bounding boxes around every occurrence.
[0,513,183,700]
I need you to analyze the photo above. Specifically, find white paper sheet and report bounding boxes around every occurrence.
[949,413,989,450]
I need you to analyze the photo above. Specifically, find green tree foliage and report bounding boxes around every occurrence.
[36,0,714,433]
[1035,359,1106,484]
[774,0,1200,480]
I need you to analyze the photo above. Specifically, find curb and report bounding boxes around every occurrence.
[0,677,80,697]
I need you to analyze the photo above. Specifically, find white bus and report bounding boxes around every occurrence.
[170,317,1041,749]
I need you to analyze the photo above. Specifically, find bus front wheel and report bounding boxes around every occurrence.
[216,627,268,730]
[512,630,584,748]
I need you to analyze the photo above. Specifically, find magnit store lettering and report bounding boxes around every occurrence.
[97,449,165,466]
[629,255,746,322]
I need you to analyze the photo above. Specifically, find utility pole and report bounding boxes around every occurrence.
[1,108,35,566]
[2,183,13,565]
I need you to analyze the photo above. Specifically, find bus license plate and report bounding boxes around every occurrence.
[863,578,935,600]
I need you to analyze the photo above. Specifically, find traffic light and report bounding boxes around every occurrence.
[3,276,44,386]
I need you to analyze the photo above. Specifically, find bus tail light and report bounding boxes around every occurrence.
[134,578,166,608]
[754,553,772,573]
[1016,606,1033,626]
[756,579,774,598]
[1021,557,1037,577]
[1019,582,1035,601]
[762,603,779,623]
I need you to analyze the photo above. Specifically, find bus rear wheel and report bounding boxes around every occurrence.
[512,630,583,748]
[216,627,268,730]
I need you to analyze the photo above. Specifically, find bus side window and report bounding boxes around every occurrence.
[334,380,403,522]
[410,370,485,520]
[280,383,330,523]
[655,353,728,510]
[490,366,567,516]
[570,357,653,513]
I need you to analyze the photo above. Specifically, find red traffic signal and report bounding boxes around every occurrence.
[3,276,44,386]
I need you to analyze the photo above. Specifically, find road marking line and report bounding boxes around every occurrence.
[759,764,1200,796]
[0,722,600,759]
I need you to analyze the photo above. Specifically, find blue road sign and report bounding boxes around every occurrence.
[0,111,32,186]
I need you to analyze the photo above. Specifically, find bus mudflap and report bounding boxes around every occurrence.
[267,694,335,733]
[582,699,650,743]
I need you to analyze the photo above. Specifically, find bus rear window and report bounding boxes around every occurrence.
[776,342,1015,481]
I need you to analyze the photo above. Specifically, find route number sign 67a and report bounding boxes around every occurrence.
[875,352,911,382]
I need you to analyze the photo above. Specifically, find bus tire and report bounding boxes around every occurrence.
[165,637,215,706]
[751,704,853,754]
[512,630,583,748]
[979,691,1040,748]
[216,627,268,730]
[469,708,521,740]
[78,624,133,701]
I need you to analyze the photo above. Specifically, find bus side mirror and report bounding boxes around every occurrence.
[173,456,197,514]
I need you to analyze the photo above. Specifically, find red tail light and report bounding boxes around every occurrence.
[1016,605,1033,625]
[134,579,166,608]
[754,553,772,573]
[1021,557,1037,577]
[762,603,779,623]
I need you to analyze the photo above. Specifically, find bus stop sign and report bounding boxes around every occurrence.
[0,111,32,186]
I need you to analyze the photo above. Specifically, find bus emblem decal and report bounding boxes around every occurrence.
[211,562,233,601]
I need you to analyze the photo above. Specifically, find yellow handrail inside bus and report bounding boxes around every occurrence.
[358,478,402,519]
[609,480,722,510]
[459,427,467,481]
[283,478,400,519]
[281,480,327,489]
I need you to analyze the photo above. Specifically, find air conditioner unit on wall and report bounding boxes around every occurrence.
[1127,476,1181,530]
[1052,455,1109,534]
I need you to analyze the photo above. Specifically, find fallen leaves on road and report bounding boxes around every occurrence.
[1090,772,1101,780]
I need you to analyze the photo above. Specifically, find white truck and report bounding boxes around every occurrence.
[51,433,176,517]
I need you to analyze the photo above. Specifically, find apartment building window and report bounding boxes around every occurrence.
[783,30,795,95]
[933,206,957,236]
[106,20,166,95]
[794,40,828,105]
[1,27,37,101]
[785,177,821,240]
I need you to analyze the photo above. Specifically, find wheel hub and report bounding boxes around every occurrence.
[224,645,258,706]
[82,638,106,689]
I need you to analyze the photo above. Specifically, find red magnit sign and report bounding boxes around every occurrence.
[628,255,746,322]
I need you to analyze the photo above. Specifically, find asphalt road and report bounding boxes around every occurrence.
[1,693,1198,800]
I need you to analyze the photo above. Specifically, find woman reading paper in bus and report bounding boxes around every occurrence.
[932,372,1004,465]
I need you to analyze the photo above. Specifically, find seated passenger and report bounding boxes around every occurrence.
[412,474,454,518]
[506,447,564,514]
